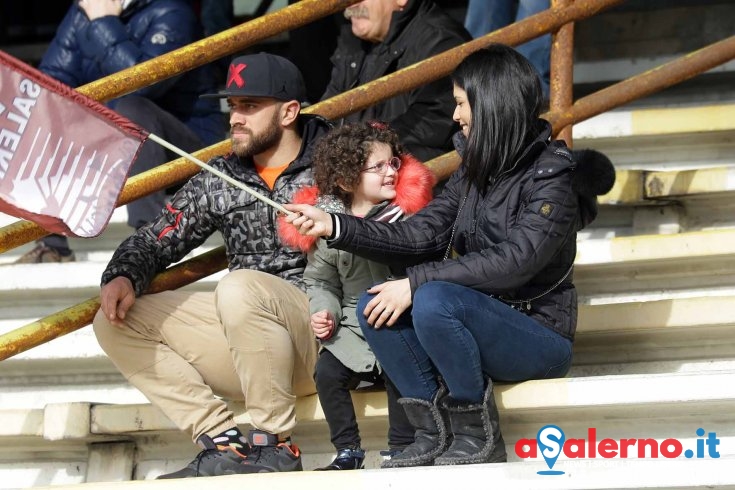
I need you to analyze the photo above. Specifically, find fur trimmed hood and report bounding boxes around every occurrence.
[278,153,435,251]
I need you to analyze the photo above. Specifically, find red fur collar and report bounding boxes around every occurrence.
[278,153,435,252]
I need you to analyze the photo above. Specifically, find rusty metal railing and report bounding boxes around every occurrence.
[550,0,575,146]
[0,0,361,253]
[0,0,624,254]
[2,1,735,360]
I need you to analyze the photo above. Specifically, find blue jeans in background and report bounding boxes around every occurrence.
[465,0,551,96]
[358,281,572,403]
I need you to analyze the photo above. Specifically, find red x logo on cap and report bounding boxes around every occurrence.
[227,63,247,88]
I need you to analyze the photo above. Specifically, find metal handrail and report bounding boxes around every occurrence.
[2,3,735,360]
[0,0,625,254]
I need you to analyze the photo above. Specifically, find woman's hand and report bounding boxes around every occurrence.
[363,278,412,329]
[311,310,336,340]
[283,204,333,237]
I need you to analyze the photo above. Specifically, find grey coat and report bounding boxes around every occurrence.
[306,223,395,373]
[280,154,435,372]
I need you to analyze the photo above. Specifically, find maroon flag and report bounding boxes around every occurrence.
[0,51,147,238]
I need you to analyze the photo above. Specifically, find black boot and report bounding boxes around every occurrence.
[382,386,448,468]
[434,381,507,465]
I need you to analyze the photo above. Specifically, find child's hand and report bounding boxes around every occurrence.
[311,310,336,340]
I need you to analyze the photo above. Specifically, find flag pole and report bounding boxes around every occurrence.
[148,133,293,216]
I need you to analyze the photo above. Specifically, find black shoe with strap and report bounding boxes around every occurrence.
[156,434,251,479]
[315,447,365,470]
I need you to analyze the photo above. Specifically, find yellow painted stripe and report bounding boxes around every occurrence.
[631,104,735,135]
[578,296,735,332]
[576,229,735,264]
[645,167,735,197]
[599,169,643,204]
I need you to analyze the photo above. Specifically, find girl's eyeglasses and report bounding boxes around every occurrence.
[361,156,401,174]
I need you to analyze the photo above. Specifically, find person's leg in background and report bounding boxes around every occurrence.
[464,0,515,39]
[199,0,234,37]
[15,233,75,263]
[198,0,234,80]
[112,96,204,229]
[515,0,551,97]
[464,0,550,97]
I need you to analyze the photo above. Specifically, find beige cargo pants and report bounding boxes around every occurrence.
[93,269,318,442]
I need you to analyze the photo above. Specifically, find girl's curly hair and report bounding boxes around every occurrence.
[312,121,404,206]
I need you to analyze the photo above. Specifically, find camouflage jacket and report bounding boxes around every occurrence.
[100,114,332,296]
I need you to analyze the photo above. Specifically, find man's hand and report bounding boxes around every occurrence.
[363,278,412,329]
[99,276,136,327]
[311,310,336,340]
[283,204,333,238]
[79,0,123,20]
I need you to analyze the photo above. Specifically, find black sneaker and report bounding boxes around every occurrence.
[237,429,303,473]
[156,434,250,479]
[315,447,365,470]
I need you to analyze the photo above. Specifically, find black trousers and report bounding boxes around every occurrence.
[314,349,414,451]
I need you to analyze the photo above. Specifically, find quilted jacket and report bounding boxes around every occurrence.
[101,115,332,295]
[328,121,616,341]
[39,0,222,144]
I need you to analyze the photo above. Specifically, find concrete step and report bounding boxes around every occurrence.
[3,228,735,322]
[2,368,733,482]
[18,458,735,490]
[574,228,735,293]
[574,103,735,170]
[4,289,735,376]
[600,165,735,206]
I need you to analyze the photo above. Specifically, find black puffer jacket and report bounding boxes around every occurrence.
[322,0,470,162]
[101,115,332,296]
[329,121,615,341]
[39,0,222,145]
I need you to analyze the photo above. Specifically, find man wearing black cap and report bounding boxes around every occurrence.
[92,53,332,478]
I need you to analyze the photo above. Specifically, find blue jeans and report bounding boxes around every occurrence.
[464,0,551,96]
[359,281,572,403]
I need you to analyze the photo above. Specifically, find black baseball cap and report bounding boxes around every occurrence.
[201,52,306,102]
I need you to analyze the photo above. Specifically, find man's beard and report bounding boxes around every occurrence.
[344,6,369,20]
[230,111,282,159]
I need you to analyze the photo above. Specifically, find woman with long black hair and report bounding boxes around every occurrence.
[285,44,614,468]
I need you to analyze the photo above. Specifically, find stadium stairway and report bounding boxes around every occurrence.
[2,98,735,488]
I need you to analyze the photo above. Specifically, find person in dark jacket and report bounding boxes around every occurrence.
[322,0,470,164]
[285,44,615,468]
[93,53,331,478]
[17,0,224,263]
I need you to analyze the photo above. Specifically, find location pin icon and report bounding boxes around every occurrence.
[537,425,565,474]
